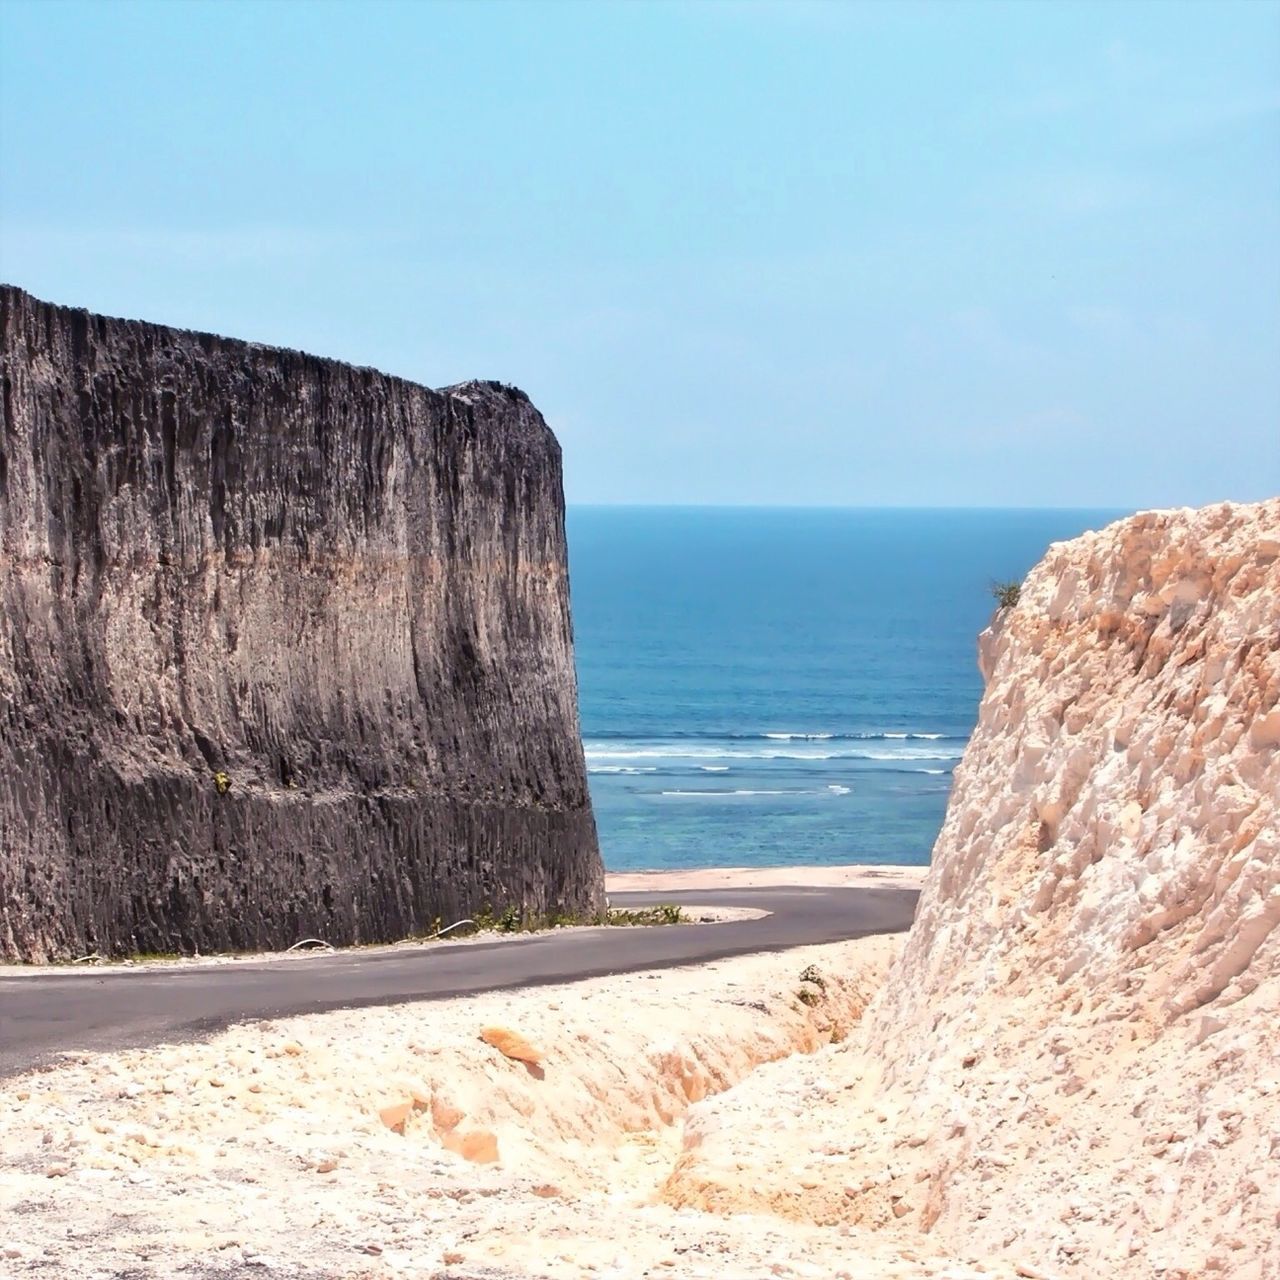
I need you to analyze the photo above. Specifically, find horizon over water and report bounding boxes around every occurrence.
[567,506,1125,872]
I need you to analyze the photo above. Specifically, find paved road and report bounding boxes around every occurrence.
[0,886,918,1077]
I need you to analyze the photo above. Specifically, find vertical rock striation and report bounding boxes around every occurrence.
[0,285,604,961]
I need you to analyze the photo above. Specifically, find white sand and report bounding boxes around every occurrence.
[0,926,1007,1280]
[606,862,928,893]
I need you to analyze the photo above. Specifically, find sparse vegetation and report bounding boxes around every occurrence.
[75,901,691,963]
[469,906,497,932]
[606,903,684,927]
[469,904,535,933]
[212,770,232,795]
[990,580,1022,609]
[453,902,685,936]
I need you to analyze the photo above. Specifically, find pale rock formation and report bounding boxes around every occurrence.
[667,500,1280,1279]
[480,1025,544,1064]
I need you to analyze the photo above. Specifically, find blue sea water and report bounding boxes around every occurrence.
[567,507,1124,872]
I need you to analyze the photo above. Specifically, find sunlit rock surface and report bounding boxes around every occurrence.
[668,500,1280,1278]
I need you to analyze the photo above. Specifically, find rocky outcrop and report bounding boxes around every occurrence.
[0,285,603,960]
[860,500,1280,1275]
[666,501,1280,1278]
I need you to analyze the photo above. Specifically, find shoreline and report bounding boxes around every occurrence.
[605,861,929,893]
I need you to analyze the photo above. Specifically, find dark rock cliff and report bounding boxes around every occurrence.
[0,285,604,961]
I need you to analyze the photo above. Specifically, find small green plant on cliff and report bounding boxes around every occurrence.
[467,904,526,933]
[990,580,1022,609]
[212,770,232,796]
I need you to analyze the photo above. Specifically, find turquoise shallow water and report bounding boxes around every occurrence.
[567,507,1124,871]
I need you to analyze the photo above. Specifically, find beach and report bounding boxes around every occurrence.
[605,862,927,894]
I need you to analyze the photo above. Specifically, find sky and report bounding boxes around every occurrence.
[1,0,1277,508]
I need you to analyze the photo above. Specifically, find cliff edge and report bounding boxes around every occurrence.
[0,286,604,961]
[666,500,1280,1278]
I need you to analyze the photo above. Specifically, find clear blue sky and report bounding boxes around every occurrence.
[2,0,1277,507]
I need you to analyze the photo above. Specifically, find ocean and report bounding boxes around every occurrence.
[567,507,1123,871]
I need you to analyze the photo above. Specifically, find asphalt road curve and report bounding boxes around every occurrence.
[0,886,918,1078]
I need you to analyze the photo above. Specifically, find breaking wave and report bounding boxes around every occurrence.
[584,741,964,763]
[660,788,835,798]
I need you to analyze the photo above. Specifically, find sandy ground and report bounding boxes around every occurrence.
[0,923,1010,1280]
[604,863,928,894]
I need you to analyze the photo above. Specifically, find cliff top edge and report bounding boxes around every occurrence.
[0,282,535,417]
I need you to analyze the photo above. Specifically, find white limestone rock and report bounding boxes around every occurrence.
[668,499,1280,1278]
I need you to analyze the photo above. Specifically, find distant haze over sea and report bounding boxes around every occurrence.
[568,507,1124,871]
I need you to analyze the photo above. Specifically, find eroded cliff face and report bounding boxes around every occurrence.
[666,501,1280,1278]
[0,285,604,960]
[863,500,1280,1274]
